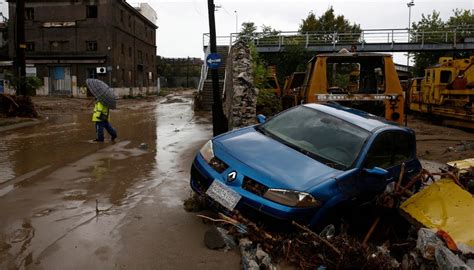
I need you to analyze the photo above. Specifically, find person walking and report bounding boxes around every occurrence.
[92,98,117,142]
[86,79,117,142]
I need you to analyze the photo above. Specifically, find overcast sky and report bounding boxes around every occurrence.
[146,0,472,64]
[1,0,473,64]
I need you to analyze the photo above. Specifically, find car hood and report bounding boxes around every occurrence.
[213,127,342,191]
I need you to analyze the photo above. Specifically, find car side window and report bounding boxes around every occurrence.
[392,132,415,165]
[365,131,415,169]
[365,132,393,169]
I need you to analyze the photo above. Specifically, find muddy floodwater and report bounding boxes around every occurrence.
[0,91,240,269]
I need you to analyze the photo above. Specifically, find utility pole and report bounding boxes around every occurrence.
[406,0,415,70]
[15,0,27,96]
[207,0,228,136]
[234,10,238,33]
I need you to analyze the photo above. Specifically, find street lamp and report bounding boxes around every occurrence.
[407,0,414,68]
[234,10,238,33]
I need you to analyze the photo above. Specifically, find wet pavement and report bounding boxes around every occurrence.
[0,91,240,269]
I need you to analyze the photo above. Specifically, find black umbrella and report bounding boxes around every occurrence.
[86,79,116,109]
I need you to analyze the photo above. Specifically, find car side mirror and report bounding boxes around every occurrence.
[364,167,389,177]
[256,114,266,124]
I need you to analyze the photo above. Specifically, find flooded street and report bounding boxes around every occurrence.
[0,91,240,269]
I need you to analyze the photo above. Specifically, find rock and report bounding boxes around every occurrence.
[239,238,258,270]
[435,246,470,270]
[204,226,226,250]
[466,259,474,269]
[416,228,444,260]
[139,143,148,150]
[216,227,237,250]
[256,244,275,269]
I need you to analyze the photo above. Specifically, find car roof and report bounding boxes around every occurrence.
[303,103,399,132]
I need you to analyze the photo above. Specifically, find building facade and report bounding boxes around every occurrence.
[8,0,157,97]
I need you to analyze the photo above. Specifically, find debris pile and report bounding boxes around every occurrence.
[446,158,474,194]
[0,94,38,118]
[185,166,474,269]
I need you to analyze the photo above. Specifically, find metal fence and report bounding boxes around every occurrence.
[203,26,474,51]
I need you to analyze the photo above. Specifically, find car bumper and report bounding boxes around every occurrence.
[190,154,316,225]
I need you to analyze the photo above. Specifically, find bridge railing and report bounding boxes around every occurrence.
[204,26,474,49]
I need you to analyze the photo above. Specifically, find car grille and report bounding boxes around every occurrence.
[242,177,268,197]
[191,163,212,192]
[208,157,229,173]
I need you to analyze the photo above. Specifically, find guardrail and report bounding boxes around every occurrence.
[203,26,474,51]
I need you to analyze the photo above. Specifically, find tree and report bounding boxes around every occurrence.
[261,24,280,37]
[238,22,258,42]
[298,7,361,43]
[299,12,318,33]
[411,9,474,76]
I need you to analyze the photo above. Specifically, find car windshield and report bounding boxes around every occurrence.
[258,106,370,169]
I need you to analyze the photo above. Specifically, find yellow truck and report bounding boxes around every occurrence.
[283,51,405,124]
[408,56,474,128]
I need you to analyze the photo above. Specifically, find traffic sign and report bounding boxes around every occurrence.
[206,53,222,69]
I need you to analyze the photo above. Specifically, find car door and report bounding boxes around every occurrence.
[359,130,419,196]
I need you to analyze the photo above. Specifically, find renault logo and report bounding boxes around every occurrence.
[227,171,237,183]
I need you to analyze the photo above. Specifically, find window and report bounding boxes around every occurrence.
[87,68,98,79]
[440,70,452,84]
[86,5,98,18]
[128,47,132,57]
[49,41,69,51]
[120,10,124,23]
[128,15,132,27]
[261,106,370,169]
[365,132,415,169]
[122,69,125,84]
[25,8,34,20]
[86,41,97,51]
[138,50,142,62]
[121,44,124,54]
[426,70,431,83]
[26,42,35,51]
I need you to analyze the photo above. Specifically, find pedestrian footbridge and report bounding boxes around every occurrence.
[204,27,474,53]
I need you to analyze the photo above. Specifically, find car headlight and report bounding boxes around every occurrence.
[263,189,321,208]
[199,140,214,163]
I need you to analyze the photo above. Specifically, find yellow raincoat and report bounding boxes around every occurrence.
[92,101,110,122]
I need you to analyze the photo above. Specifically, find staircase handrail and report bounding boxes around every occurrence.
[198,46,211,93]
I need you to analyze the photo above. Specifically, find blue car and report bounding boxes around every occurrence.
[190,103,421,229]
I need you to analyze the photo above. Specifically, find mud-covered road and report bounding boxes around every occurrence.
[0,91,240,269]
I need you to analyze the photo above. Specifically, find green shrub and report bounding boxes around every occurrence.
[257,89,282,116]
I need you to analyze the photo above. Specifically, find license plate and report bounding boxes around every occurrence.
[206,180,241,211]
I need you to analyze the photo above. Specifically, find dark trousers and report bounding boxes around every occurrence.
[95,121,117,141]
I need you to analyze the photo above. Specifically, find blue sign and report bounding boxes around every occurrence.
[206,53,222,69]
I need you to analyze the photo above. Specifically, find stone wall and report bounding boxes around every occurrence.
[223,41,258,129]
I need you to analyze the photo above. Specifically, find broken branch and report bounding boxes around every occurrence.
[292,221,341,256]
